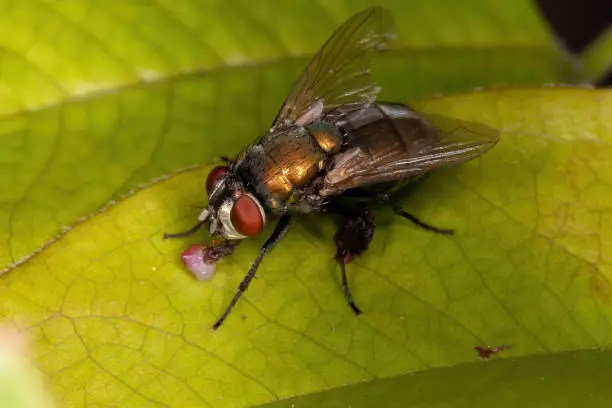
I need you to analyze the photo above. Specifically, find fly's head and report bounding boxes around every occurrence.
[199,165,267,241]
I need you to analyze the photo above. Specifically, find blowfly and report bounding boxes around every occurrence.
[164,6,500,329]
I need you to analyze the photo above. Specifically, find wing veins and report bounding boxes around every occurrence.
[306,11,375,104]
[268,7,394,132]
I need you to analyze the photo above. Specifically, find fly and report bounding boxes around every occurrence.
[164,7,500,330]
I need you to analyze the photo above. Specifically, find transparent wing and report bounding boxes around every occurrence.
[320,107,501,195]
[376,114,500,173]
[271,7,396,131]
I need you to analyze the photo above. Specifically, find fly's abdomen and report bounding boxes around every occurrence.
[317,103,438,196]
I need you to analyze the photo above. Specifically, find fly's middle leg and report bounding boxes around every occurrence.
[332,203,376,316]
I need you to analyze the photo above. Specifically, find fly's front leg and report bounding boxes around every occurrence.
[163,205,212,239]
[205,239,240,261]
[333,204,375,316]
[212,214,292,330]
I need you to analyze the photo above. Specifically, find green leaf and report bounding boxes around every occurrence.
[579,26,612,83]
[258,349,612,408]
[0,0,583,273]
[1,88,611,407]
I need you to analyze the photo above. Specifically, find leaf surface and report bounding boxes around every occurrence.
[1,88,611,407]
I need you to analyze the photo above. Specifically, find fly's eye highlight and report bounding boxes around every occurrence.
[206,166,228,194]
[230,194,264,237]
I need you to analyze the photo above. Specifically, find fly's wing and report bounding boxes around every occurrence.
[319,104,500,196]
[270,7,396,131]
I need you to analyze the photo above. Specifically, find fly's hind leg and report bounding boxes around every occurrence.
[393,204,454,236]
[333,203,376,316]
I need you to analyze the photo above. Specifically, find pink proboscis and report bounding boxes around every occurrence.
[180,244,217,281]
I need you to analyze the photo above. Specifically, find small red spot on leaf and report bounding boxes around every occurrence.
[591,271,612,303]
[475,344,510,359]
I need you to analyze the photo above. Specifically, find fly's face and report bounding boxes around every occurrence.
[199,165,267,241]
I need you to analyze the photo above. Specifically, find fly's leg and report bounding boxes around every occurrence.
[206,240,240,262]
[213,155,232,164]
[333,204,376,316]
[212,214,292,330]
[393,204,454,236]
[339,259,362,315]
[163,220,207,239]
[164,203,213,239]
[207,155,232,165]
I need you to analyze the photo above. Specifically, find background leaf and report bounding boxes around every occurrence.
[1,88,611,407]
[0,0,581,273]
[580,26,612,83]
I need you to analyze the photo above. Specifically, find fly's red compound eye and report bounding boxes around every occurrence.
[206,166,228,194]
[230,194,264,237]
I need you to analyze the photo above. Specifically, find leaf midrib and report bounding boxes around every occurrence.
[0,43,561,122]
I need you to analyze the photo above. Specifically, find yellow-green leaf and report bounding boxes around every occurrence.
[0,0,581,273]
[1,88,611,407]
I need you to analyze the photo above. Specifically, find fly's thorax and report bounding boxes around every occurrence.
[235,144,287,212]
[262,126,323,189]
[235,124,341,213]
